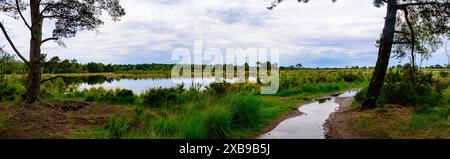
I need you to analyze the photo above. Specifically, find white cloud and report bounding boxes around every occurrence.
[0,0,448,67]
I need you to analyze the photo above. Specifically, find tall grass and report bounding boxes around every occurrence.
[3,69,379,139]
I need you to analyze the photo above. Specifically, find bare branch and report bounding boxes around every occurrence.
[15,0,31,30]
[40,75,63,84]
[393,41,411,44]
[42,37,59,44]
[0,22,30,67]
[394,31,410,35]
[402,8,416,68]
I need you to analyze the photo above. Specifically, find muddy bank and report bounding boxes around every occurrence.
[324,97,365,139]
[0,101,133,139]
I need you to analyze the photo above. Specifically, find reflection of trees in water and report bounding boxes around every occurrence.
[62,76,116,85]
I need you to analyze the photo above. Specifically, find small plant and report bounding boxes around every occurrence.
[340,73,361,83]
[85,95,95,102]
[130,108,155,128]
[204,107,232,139]
[228,94,261,128]
[206,82,230,95]
[152,117,179,137]
[104,117,130,139]
[141,87,181,108]
[439,71,448,78]
[180,114,206,139]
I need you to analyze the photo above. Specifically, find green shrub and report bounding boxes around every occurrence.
[340,73,360,82]
[113,89,135,104]
[228,94,261,128]
[82,88,136,104]
[410,106,450,129]
[130,108,155,128]
[85,95,95,102]
[204,107,232,139]
[206,82,230,95]
[152,117,179,137]
[354,87,367,103]
[439,71,448,78]
[0,75,26,101]
[141,87,181,108]
[180,114,206,139]
[116,89,134,98]
[104,117,130,139]
[357,68,447,107]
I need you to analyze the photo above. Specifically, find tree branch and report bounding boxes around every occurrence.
[0,22,30,67]
[397,2,450,8]
[394,31,410,35]
[402,8,416,69]
[40,75,63,84]
[15,0,31,30]
[393,41,411,44]
[42,37,59,44]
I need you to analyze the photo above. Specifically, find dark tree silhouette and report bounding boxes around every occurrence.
[0,0,125,103]
[268,0,449,109]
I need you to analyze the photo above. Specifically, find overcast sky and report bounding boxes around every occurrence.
[1,0,448,67]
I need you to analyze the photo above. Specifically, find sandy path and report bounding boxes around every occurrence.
[324,97,365,139]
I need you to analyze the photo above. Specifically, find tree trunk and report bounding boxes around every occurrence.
[361,1,398,110]
[25,0,43,104]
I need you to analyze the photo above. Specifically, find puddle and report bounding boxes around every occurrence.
[259,90,358,139]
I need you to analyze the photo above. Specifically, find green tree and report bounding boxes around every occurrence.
[268,0,449,109]
[0,45,15,74]
[0,0,125,103]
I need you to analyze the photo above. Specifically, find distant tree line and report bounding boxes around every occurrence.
[2,55,449,75]
[42,56,176,74]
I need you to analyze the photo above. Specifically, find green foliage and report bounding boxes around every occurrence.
[141,87,181,108]
[228,93,261,128]
[129,108,155,128]
[357,68,447,107]
[277,70,369,97]
[204,107,232,139]
[0,75,26,101]
[439,71,449,78]
[354,87,367,104]
[104,117,131,139]
[85,95,95,102]
[179,114,206,139]
[152,116,179,138]
[339,72,362,82]
[72,88,136,104]
[206,82,230,95]
[410,105,450,129]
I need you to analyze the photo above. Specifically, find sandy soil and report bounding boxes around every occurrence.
[324,97,365,139]
[0,101,133,139]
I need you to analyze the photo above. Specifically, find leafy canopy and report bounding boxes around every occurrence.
[1,0,125,40]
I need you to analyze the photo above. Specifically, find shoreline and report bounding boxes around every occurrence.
[251,88,361,139]
[324,96,365,139]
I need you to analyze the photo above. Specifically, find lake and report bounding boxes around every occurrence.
[66,76,258,94]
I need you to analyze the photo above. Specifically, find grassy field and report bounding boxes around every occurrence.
[0,69,370,138]
[1,68,449,139]
[349,88,450,139]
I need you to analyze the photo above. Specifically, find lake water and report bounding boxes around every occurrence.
[72,76,257,94]
[258,90,359,139]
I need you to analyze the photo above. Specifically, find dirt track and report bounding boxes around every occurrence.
[0,101,133,139]
[324,97,365,139]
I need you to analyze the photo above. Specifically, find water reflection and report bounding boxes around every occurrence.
[259,90,358,139]
[63,76,257,95]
